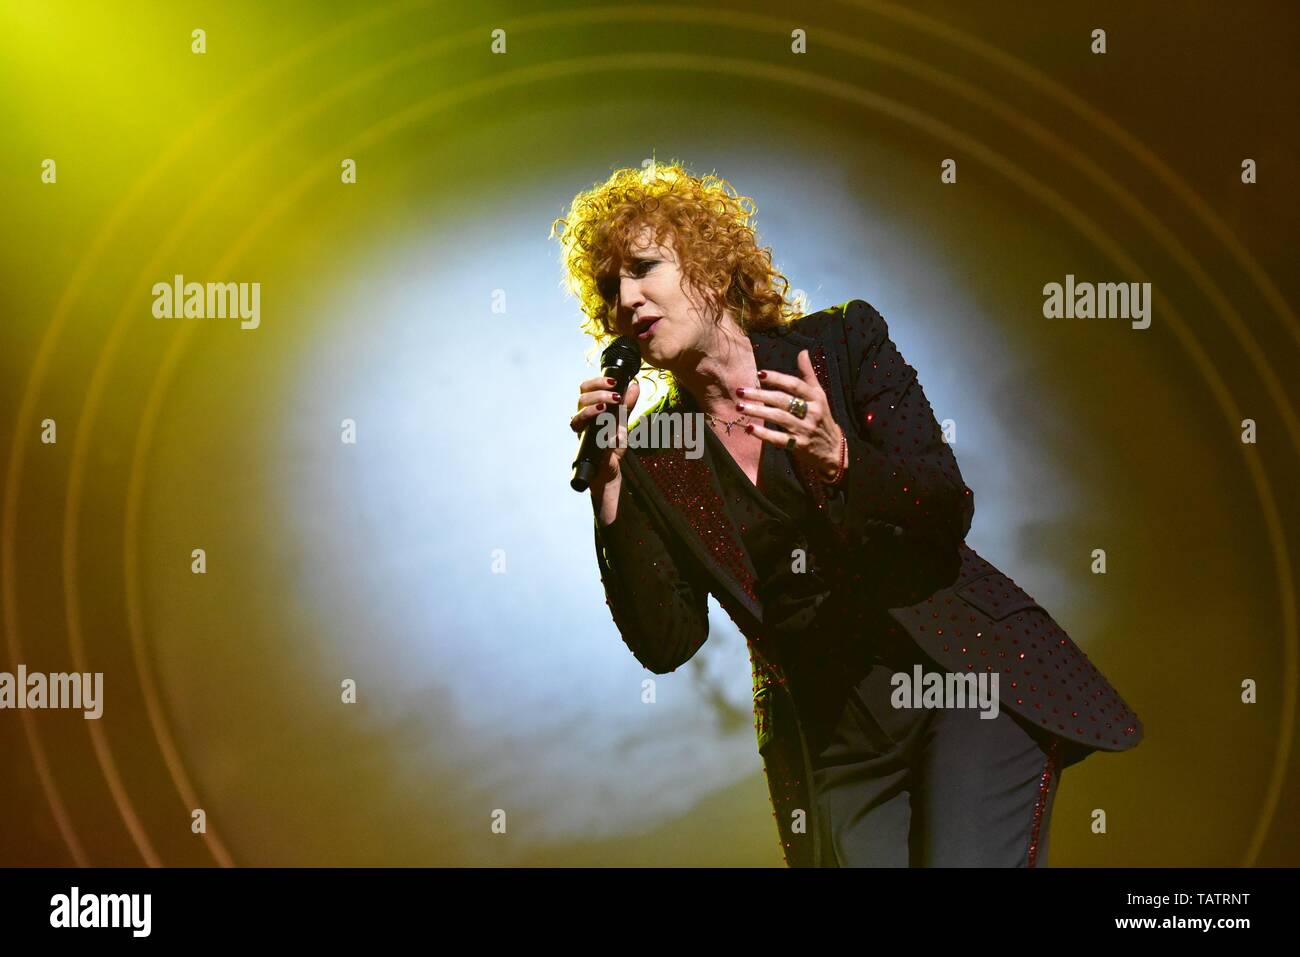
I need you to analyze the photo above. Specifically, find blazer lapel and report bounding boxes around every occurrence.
[621,393,764,622]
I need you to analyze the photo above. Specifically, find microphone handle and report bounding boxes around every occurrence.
[570,361,635,492]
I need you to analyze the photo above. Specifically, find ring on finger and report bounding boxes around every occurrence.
[785,434,796,451]
[788,396,807,419]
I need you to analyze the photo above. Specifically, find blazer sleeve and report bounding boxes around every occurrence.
[593,475,711,674]
[816,299,974,606]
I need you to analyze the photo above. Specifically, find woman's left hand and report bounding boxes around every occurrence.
[738,349,845,482]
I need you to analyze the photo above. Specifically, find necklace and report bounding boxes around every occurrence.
[703,373,762,435]
[704,411,748,434]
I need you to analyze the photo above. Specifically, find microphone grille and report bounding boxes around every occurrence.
[601,335,642,376]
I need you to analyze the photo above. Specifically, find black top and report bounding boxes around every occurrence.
[699,418,834,637]
[699,414,917,677]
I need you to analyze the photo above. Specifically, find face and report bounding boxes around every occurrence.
[602,225,718,369]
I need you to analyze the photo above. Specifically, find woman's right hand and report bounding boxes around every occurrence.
[570,374,640,521]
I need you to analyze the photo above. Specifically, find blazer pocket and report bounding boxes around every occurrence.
[954,571,1042,621]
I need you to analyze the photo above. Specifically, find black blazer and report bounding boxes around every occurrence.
[592,298,1144,867]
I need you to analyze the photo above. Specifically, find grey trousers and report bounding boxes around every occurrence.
[802,638,1066,868]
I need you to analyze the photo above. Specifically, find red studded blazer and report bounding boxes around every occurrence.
[592,298,1144,867]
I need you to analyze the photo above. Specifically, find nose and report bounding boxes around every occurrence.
[617,277,646,330]
[618,276,646,310]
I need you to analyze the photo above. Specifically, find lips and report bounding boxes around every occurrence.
[635,317,662,339]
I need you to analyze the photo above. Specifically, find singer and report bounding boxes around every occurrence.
[551,162,1144,867]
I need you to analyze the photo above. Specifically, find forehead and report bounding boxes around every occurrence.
[622,224,675,261]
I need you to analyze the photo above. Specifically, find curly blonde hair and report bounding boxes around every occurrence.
[550,160,800,397]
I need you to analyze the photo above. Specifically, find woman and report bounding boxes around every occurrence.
[552,162,1143,867]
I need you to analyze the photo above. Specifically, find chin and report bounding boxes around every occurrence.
[644,342,676,368]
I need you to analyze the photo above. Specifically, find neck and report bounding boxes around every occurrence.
[672,317,758,420]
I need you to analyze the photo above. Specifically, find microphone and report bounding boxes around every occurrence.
[571,336,642,492]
